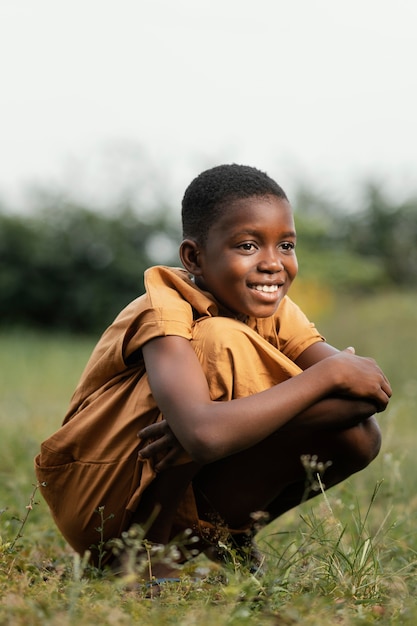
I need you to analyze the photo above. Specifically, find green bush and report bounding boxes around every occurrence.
[0,205,180,333]
[1,180,416,333]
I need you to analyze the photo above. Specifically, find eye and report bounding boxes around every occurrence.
[279,241,296,252]
[238,242,257,252]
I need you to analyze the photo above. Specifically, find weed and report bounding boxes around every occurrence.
[0,481,45,581]
[9,481,45,552]
[90,506,115,571]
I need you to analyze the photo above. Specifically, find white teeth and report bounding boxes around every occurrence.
[253,284,279,293]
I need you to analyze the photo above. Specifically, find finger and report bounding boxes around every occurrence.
[374,390,391,413]
[138,422,166,439]
[137,424,156,440]
[138,436,170,459]
[383,376,392,396]
[382,381,392,398]
[345,346,356,354]
[154,448,180,473]
[375,370,392,398]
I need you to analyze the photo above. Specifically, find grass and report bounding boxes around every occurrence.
[1,289,417,624]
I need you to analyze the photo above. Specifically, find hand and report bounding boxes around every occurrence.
[327,347,392,412]
[138,419,187,472]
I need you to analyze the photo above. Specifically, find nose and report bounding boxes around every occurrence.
[257,249,284,273]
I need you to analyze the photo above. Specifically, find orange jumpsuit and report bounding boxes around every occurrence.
[35,266,323,557]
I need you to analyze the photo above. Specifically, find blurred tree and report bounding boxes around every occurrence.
[293,186,386,292]
[344,184,417,286]
[0,202,180,333]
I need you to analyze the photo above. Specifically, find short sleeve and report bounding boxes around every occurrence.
[121,265,215,359]
[276,296,324,361]
[122,301,194,359]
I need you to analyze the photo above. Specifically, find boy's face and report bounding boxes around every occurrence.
[192,194,298,319]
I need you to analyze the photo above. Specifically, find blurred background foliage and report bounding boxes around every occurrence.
[1,173,416,334]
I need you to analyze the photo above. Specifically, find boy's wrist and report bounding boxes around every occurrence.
[309,358,340,397]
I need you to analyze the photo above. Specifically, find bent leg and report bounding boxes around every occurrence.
[193,415,381,529]
[266,418,381,519]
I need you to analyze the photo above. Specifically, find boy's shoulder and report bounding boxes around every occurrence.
[144,265,218,318]
[144,265,192,296]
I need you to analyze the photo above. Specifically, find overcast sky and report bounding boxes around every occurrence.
[1,0,416,211]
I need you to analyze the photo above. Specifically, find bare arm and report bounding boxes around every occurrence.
[295,340,340,369]
[138,394,378,471]
[141,335,391,465]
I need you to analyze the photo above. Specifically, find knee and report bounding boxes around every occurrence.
[336,416,382,474]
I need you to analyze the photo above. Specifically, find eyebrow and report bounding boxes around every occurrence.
[233,229,297,238]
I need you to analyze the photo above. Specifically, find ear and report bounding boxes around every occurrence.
[179,239,204,276]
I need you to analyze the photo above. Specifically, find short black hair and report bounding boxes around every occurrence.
[181,164,288,243]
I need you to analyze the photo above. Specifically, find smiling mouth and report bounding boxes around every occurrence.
[250,284,281,293]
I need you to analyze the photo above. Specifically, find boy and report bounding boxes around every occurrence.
[35,164,391,583]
